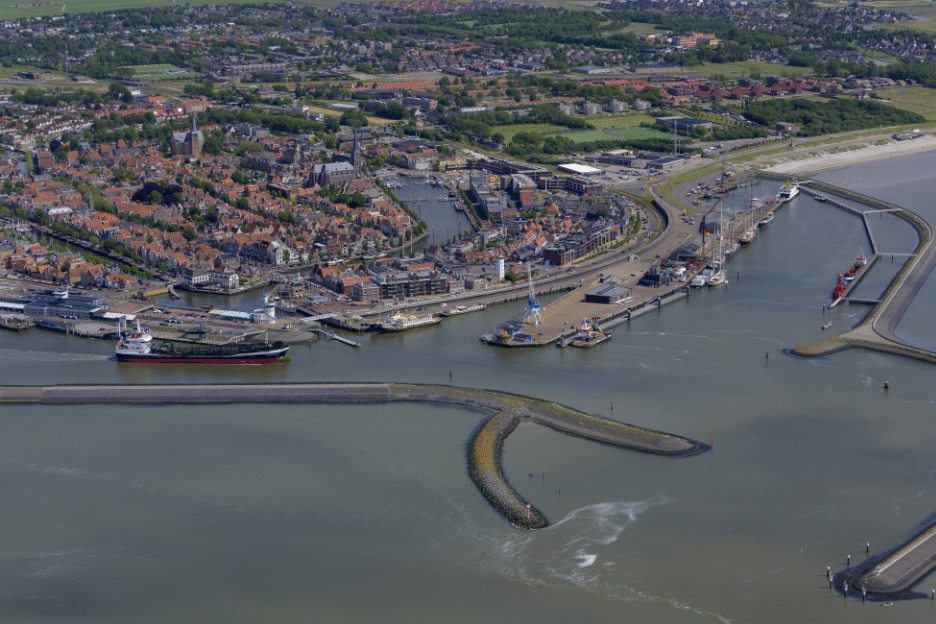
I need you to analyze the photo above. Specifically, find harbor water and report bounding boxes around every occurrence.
[3,159,936,623]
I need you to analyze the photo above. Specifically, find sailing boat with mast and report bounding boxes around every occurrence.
[738,192,758,245]
[707,200,727,286]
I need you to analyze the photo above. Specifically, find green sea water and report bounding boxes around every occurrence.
[2,172,936,623]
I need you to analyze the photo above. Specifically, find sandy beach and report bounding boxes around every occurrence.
[761,133,936,175]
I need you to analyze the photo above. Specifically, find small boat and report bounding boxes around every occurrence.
[822,322,832,330]
[690,273,709,288]
[707,269,726,286]
[739,228,757,245]
[758,211,774,227]
[439,302,487,317]
[570,318,611,348]
[815,194,827,202]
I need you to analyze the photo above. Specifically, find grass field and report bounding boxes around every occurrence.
[0,64,64,80]
[679,60,814,78]
[878,86,936,119]
[0,0,261,20]
[606,127,671,140]
[497,123,568,141]
[606,21,664,36]
[679,110,737,127]
[552,130,617,143]
[126,64,200,81]
[589,114,655,129]
[876,19,936,34]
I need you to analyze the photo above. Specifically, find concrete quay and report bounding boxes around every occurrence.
[480,182,782,347]
[0,382,709,529]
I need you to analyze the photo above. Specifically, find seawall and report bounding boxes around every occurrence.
[0,382,709,530]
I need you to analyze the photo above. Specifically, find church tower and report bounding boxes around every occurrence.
[188,113,204,156]
[172,113,204,156]
[351,128,362,172]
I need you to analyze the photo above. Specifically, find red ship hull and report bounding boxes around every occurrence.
[115,348,288,364]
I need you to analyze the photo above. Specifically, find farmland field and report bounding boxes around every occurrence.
[588,114,655,129]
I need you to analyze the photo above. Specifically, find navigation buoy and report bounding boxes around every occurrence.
[844,581,848,596]
[863,587,867,602]
[884,381,889,390]
[866,542,870,554]
[847,555,851,567]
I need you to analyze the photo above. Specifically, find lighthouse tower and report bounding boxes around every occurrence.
[252,293,277,324]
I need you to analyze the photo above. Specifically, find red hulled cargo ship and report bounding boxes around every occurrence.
[115,322,288,364]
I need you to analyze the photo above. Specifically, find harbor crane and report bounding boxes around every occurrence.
[521,261,542,327]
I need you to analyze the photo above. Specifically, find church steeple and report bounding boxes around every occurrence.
[351,128,362,171]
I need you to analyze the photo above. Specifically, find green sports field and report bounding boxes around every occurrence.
[606,127,671,140]
[551,130,616,143]
[126,64,201,81]
[497,123,569,141]
[589,114,655,129]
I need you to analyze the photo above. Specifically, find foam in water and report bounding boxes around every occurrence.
[494,498,733,623]
[498,498,666,585]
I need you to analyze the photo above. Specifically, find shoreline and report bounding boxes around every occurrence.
[0,382,709,530]
[759,134,936,176]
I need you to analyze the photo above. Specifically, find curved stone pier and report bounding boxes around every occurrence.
[849,522,936,598]
[0,382,708,529]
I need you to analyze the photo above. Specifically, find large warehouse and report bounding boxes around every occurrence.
[558,163,603,176]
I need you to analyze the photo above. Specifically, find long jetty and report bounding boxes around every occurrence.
[784,179,936,598]
[0,382,708,530]
[849,522,936,597]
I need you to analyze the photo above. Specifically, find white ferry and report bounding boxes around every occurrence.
[379,311,441,333]
[777,183,799,202]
